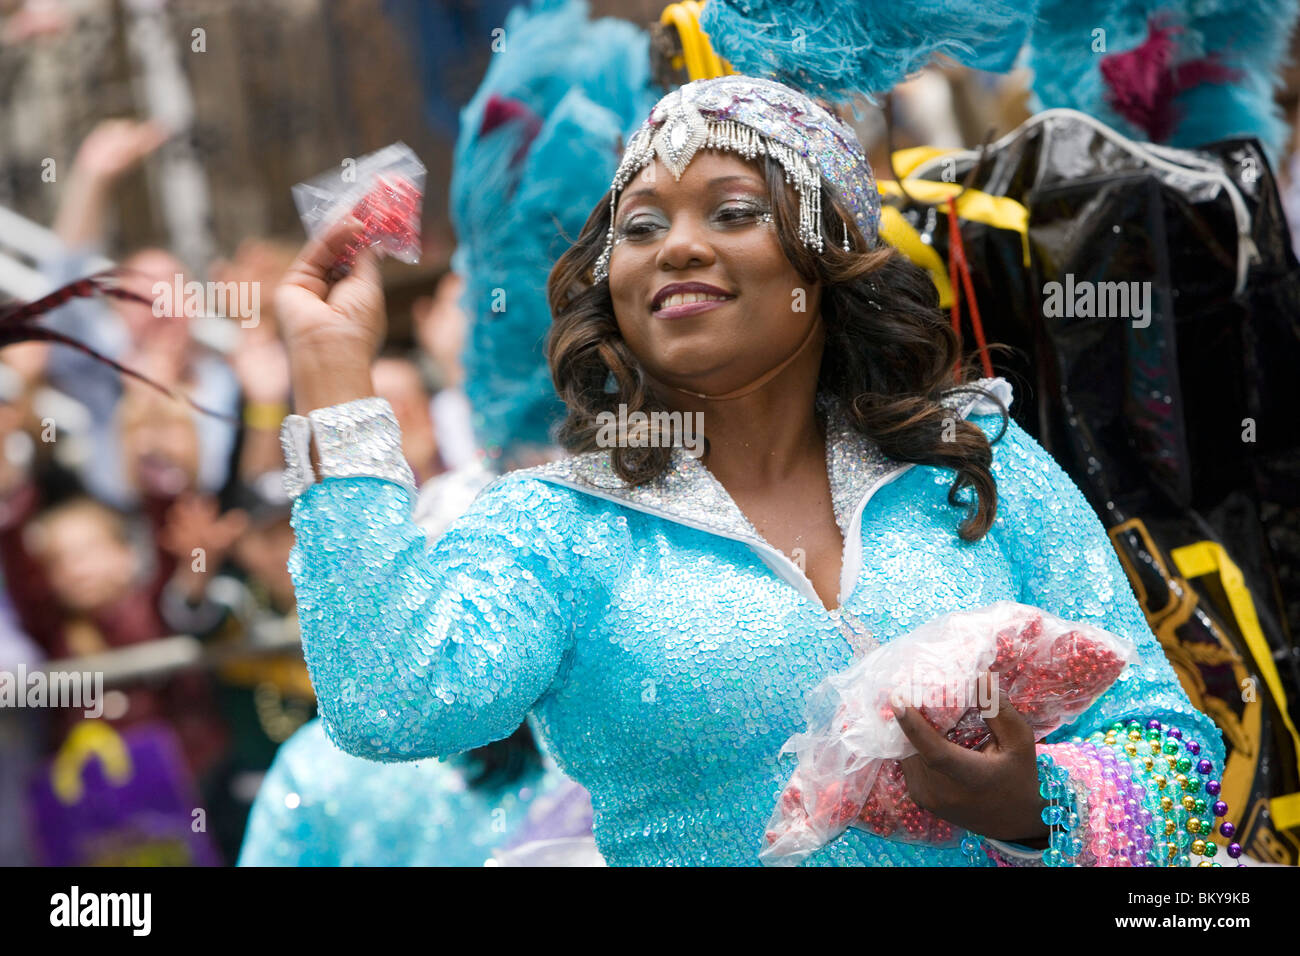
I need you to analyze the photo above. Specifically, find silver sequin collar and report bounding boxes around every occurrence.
[515,377,1012,550]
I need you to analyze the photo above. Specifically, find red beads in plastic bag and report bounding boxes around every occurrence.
[327,174,422,277]
[760,602,1138,865]
[291,141,426,277]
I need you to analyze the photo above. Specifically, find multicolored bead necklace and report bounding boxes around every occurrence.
[965,719,1237,866]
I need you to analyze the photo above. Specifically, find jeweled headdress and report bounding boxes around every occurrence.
[593,74,881,283]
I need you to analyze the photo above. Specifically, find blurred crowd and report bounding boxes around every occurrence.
[0,118,476,864]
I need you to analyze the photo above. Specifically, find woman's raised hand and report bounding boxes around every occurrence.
[275,217,385,414]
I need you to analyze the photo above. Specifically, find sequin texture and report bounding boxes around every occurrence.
[287,377,1226,866]
[237,717,565,866]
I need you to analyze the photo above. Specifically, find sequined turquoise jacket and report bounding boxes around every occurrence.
[288,378,1226,866]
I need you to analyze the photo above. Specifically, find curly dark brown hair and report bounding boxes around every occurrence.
[544,152,1010,541]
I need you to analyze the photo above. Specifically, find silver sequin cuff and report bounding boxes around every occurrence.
[279,397,417,500]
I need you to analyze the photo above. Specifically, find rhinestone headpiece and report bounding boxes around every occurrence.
[593,75,881,283]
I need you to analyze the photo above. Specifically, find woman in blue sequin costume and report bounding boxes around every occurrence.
[273,75,1228,866]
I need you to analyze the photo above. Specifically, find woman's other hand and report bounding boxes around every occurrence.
[892,684,1051,846]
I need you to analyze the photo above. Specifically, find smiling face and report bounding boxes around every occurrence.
[606,150,822,399]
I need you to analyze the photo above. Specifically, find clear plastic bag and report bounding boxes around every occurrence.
[760,601,1139,866]
[291,141,426,271]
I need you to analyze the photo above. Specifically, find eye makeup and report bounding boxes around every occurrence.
[613,196,774,242]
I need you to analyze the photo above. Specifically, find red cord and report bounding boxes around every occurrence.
[947,198,962,384]
[945,196,994,380]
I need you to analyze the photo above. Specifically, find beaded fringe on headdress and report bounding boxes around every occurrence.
[594,117,824,283]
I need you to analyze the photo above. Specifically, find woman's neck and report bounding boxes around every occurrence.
[648,324,827,489]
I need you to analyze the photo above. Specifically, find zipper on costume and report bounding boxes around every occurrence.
[836,463,912,606]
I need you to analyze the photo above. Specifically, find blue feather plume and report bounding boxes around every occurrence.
[450,0,660,457]
[695,0,1294,157]
[697,0,1038,101]
[1026,0,1297,158]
